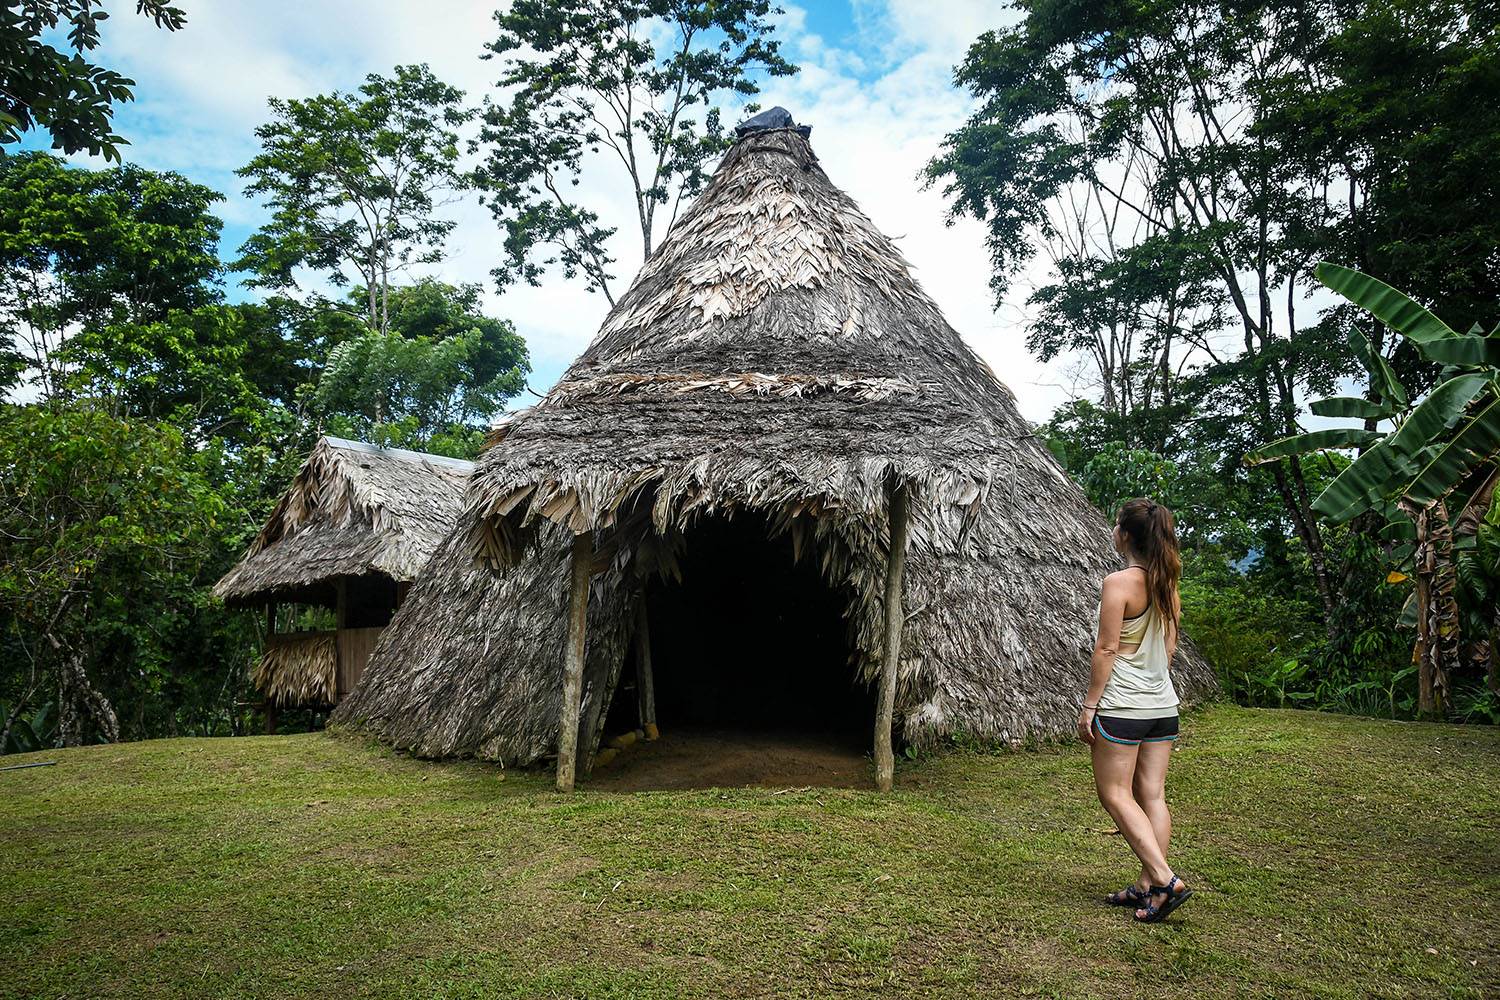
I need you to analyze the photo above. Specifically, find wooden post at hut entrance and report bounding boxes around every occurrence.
[874,480,910,792]
[556,531,596,792]
[635,600,659,741]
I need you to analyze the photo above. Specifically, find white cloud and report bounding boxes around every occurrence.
[80,0,1072,422]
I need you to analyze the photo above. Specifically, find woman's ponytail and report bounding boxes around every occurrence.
[1117,498,1182,628]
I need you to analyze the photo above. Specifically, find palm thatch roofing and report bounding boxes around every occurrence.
[254,631,337,707]
[213,437,474,608]
[334,114,1218,768]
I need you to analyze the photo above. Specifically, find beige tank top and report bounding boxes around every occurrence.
[1097,599,1179,719]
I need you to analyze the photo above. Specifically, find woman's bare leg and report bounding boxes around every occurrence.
[1130,740,1174,892]
[1091,737,1173,888]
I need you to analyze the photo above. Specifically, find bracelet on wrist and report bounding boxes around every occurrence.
[1082,703,1098,712]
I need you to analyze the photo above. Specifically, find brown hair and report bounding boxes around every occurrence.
[1117,498,1181,627]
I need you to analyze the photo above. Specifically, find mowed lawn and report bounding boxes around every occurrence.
[3,705,1497,999]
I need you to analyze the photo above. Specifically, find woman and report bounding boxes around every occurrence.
[1078,497,1193,923]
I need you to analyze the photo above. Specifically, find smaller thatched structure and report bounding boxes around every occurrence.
[215,437,473,718]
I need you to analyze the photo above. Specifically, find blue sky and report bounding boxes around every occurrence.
[20,1,1073,419]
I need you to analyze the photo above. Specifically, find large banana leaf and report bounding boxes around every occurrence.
[1316,262,1458,345]
[1404,395,1500,507]
[1313,439,1401,521]
[1346,325,1408,409]
[1419,336,1500,368]
[1309,396,1398,420]
[1245,427,1381,466]
[1312,376,1488,521]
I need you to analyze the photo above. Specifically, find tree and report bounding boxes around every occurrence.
[0,152,224,404]
[472,0,796,304]
[927,0,1500,619]
[0,406,226,745]
[237,65,475,335]
[62,304,302,445]
[0,0,186,160]
[1250,263,1500,717]
[306,280,529,456]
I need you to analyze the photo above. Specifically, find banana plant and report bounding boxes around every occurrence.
[1247,263,1500,717]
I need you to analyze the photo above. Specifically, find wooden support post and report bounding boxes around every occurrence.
[635,599,659,740]
[874,481,910,792]
[556,531,595,792]
[263,602,278,734]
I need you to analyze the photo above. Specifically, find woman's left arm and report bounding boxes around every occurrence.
[1080,576,1128,743]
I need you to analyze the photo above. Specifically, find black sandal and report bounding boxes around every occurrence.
[1134,875,1192,923]
[1105,885,1148,907]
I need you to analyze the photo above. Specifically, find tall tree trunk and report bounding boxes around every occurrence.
[366,271,379,333]
[1270,463,1337,619]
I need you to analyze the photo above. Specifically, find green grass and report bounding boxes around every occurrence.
[2,705,1497,999]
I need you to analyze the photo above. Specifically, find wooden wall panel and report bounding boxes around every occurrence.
[336,626,385,700]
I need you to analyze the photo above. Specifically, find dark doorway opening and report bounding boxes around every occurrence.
[596,513,876,788]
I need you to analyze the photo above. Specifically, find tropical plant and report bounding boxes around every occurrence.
[1,700,56,754]
[0,406,228,745]
[1249,263,1500,717]
[927,0,1500,620]
[0,153,225,403]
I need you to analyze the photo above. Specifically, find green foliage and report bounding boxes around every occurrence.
[0,405,253,743]
[473,0,796,301]
[1180,552,1320,704]
[306,280,529,456]
[0,151,226,402]
[930,0,1500,625]
[1042,409,1266,555]
[1073,442,1178,523]
[237,65,475,333]
[0,1,186,160]
[0,152,535,746]
[1,700,55,754]
[1180,545,1417,718]
[1249,264,1500,525]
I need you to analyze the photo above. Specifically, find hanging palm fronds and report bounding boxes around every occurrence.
[254,632,338,707]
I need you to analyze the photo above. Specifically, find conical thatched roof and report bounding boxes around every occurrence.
[334,117,1217,766]
[214,437,474,608]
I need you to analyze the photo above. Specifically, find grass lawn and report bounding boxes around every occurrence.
[2,704,1497,999]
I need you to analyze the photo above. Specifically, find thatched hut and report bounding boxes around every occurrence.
[334,109,1216,789]
[215,436,473,718]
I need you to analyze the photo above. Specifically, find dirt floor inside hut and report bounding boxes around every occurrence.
[4,705,1498,999]
[587,728,872,790]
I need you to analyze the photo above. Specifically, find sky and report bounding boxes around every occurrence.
[22,0,1088,422]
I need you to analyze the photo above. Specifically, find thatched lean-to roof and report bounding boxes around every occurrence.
[334,116,1218,768]
[254,632,337,707]
[214,437,474,608]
